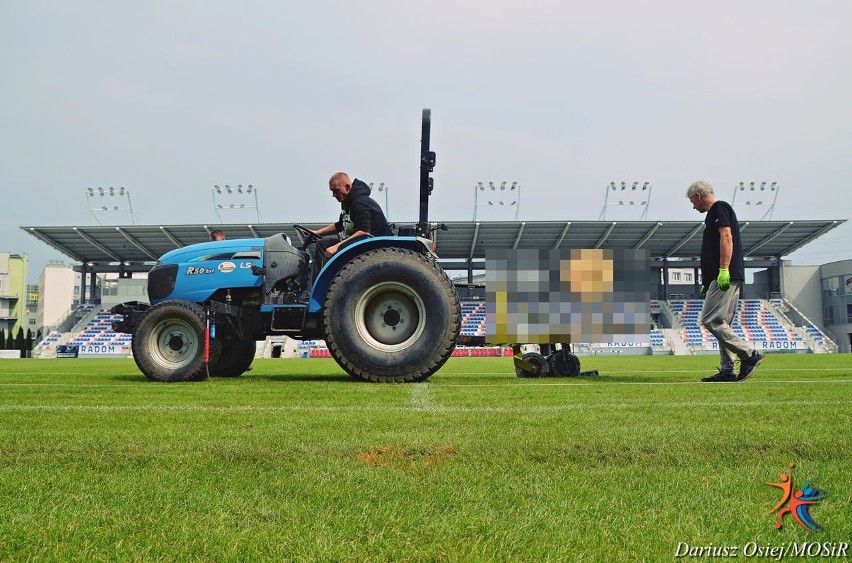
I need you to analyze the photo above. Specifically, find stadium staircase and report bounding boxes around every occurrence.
[769,298,837,353]
[33,304,98,358]
[658,329,688,355]
[650,300,680,354]
[32,330,72,358]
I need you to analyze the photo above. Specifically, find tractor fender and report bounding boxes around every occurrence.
[307,236,432,313]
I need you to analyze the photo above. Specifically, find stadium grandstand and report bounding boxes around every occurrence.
[23,218,848,357]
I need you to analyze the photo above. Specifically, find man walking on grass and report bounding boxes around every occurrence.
[687,180,763,382]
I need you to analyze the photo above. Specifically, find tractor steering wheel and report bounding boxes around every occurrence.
[293,224,320,250]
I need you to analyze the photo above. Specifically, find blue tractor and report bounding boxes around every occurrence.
[112,110,461,383]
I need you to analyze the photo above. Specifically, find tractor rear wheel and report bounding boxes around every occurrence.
[323,248,460,382]
[209,335,256,377]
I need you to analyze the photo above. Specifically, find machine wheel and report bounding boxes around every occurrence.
[548,351,581,377]
[323,247,461,383]
[132,300,208,382]
[515,352,549,378]
[209,336,256,378]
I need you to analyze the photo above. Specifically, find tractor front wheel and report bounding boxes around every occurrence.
[132,300,208,382]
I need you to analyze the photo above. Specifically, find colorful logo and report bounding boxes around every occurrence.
[767,463,828,533]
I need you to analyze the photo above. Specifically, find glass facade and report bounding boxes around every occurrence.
[822,274,852,325]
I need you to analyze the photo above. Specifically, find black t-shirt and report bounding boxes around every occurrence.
[701,200,744,284]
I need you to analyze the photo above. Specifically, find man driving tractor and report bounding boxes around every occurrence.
[309,172,392,279]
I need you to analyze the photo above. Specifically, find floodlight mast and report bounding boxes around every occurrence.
[472,181,520,221]
[598,181,651,220]
[211,183,263,223]
[86,186,141,225]
[513,181,521,220]
[731,181,780,220]
[124,189,142,224]
[369,182,389,221]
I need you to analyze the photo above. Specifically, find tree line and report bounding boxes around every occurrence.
[0,327,34,355]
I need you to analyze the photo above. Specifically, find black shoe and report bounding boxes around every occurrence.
[737,351,764,381]
[701,370,737,383]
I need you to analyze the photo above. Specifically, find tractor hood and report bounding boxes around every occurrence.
[157,238,265,265]
[148,238,267,304]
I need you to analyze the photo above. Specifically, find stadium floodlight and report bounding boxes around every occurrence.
[473,180,521,220]
[598,181,651,220]
[211,183,263,223]
[86,186,141,225]
[731,181,780,220]
[368,182,390,220]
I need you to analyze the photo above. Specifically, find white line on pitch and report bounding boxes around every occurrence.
[435,378,852,387]
[0,399,850,414]
[1,377,850,388]
[409,382,440,412]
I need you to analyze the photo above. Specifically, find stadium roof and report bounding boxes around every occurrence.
[23,219,845,272]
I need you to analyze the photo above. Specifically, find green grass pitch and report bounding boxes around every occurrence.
[1,354,850,561]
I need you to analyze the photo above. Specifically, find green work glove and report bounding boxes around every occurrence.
[716,268,731,291]
[700,284,707,298]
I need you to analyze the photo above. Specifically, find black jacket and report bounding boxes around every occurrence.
[335,179,391,237]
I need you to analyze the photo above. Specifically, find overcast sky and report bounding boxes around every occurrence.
[2,1,851,282]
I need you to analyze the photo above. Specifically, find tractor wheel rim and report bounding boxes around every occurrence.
[354,281,426,352]
[149,318,198,369]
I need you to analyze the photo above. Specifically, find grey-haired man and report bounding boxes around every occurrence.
[687,180,763,382]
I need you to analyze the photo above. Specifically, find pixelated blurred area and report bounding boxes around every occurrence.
[485,249,652,344]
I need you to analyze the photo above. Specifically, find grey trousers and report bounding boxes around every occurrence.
[701,280,754,372]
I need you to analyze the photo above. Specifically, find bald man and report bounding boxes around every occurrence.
[311,172,391,277]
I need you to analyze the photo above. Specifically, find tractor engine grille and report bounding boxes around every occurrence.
[147,264,178,301]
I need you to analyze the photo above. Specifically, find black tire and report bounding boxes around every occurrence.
[323,247,461,383]
[132,300,208,382]
[548,351,581,377]
[516,352,549,378]
[209,337,256,378]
